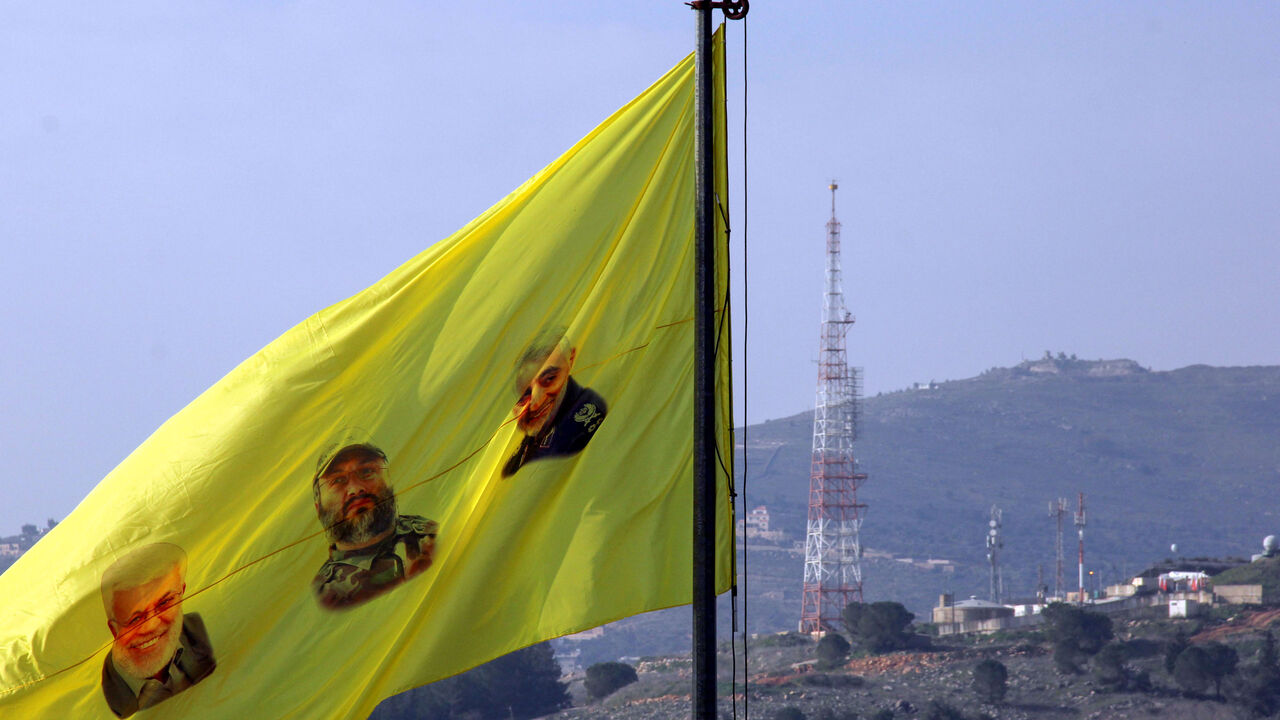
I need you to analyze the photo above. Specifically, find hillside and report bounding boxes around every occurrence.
[553,605,1280,720]
[559,359,1280,663]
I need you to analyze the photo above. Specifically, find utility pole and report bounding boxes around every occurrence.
[987,505,1004,604]
[1049,498,1068,599]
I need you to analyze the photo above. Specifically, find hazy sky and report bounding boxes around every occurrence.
[3,2,1278,531]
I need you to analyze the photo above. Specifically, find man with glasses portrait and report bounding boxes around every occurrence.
[310,436,438,610]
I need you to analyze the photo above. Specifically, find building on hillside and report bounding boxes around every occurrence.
[931,594,1014,624]
[0,542,21,557]
[1158,571,1210,593]
[737,505,784,542]
[1215,584,1266,605]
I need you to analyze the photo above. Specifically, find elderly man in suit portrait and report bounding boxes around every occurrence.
[100,542,215,718]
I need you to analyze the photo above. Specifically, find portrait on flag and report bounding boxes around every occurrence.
[0,28,730,720]
[502,328,608,478]
[311,436,440,610]
[99,543,215,718]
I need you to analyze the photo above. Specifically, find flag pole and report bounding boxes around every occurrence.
[691,1,745,717]
[691,0,716,714]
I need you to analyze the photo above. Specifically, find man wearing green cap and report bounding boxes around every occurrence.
[310,439,438,610]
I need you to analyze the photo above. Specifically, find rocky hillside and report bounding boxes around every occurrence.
[553,604,1280,720]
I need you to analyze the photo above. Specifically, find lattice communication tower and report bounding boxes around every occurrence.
[800,183,867,634]
[1049,498,1069,599]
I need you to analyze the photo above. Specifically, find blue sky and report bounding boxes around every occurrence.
[2,2,1278,530]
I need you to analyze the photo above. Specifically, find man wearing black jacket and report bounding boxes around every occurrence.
[503,331,606,477]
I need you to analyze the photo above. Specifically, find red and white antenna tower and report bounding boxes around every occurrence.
[1075,492,1087,604]
[800,182,867,634]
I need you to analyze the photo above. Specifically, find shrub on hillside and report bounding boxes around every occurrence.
[842,601,916,653]
[1224,631,1280,716]
[816,633,851,667]
[814,707,860,720]
[1164,632,1190,675]
[1091,642,1136,691]
[922,698,968,720]
[774,706,806,720]
[1172,642,1237,699]
[584,661,638,699]
[370,642,568,720]
[1173,645,1214,696]
[1053,641,1082,675]
[1042,602,1112,674]
[1042,603,1113,655]
[971,659,1008,703]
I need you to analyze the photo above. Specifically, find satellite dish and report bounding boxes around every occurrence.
[1171,543,1179,554]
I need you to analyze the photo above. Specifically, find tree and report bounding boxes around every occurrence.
[584,661,638,700]
[18,524,39,551]
[1203,642,1239,698]
[1164,632,1190,675]
[843,601,916,653]
[1174,645,1213,697]
[921,699,966,720]
[368,642,568,720]
[841,602,864,638]
[971,659,1008,703]
[1053,642,1081,675]
[816,633,851,666]
[476,642,570,717]
[1226,631,1280,717]
[1091,642,1129,691]
[1042,602,1112,674]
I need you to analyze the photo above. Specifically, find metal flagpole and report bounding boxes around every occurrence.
[691,1,716,715]
[691,2,746,718]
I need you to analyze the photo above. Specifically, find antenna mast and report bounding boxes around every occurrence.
[800,182,867,633]
[987,505,1004,604]
[1075,492,1087,604]
[1049,498,1068,599]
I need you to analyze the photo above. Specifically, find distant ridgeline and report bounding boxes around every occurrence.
[552,359,1280,662]
[737,358,1280,619]
[991,354,1149,379]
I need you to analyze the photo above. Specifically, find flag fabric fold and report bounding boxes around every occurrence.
[0,28,731,719]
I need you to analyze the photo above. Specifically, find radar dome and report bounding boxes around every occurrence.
[1171,543,1179,554]
[1265,535,1278,552]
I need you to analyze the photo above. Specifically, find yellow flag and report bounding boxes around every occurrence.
[0,30,731,719]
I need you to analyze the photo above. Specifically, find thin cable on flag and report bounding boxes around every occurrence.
[1,313,708,698]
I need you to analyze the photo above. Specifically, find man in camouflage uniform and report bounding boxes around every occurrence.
[502,330,607,478]
[311,438,438,610]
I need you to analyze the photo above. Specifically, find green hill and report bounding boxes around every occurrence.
[559,359,1280,663]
